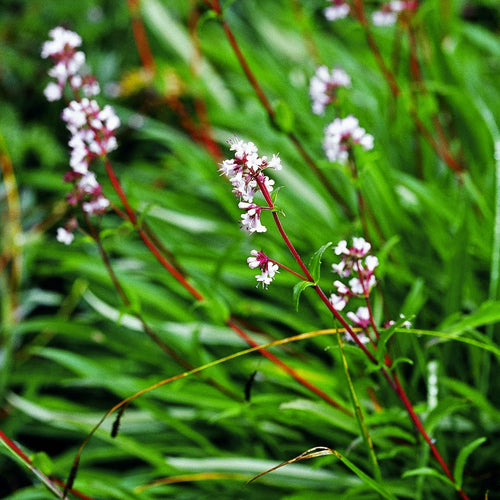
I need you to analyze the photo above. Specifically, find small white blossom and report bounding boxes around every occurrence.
[44,82,63,101]
[365,254,379,271]
[347,306,371,329]
[255,262,279,288]
[310,65,351,115]
[323,115,374,164]
[56,227,74,245]
[329,293,347,311]
[247,250,279,288]
[41,27,82,58]
[372,11,397,26]
[352,237,371,257]
[334,240,349,255]
[324,0,350,21]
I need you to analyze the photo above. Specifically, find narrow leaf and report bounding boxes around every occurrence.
[292,280,315,311]
[453,437,487,489]
[309,241,333,282]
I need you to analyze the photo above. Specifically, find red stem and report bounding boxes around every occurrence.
[209,0,351,216]
[256,167,470,499]
[102,159,348,410]
[227,319,349,413]
[350,0,463,175]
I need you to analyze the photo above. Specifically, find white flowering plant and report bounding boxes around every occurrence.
[1,2,499,500]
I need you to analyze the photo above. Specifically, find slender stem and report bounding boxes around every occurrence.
[391,373,469,500]
[209,0,351,216]
[126,0,155,73]
[104,159,204,301]
[269,258,307,281]
[103,159,346,410]
[256,163,470,498]
[86,214,241,400]
[350,0,463,175]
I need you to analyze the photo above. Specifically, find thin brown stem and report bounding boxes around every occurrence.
[85,214,241,400]
[210,0,351,216]
[350,0,463,175]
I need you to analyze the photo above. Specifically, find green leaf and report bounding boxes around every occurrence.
[402,467,455,488]
[292,280,315,311]
[30,452,53,476]
[454,437,487,489]
[443,301,500,334]
[329,448,398,500]
[272,99,295,133]
[308,241,332,282]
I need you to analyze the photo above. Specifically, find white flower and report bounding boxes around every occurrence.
[334,240,349,255]
[365,255,379,271]
[372,11,397,26]
[41,27,82,59]
[352,236,371,257]
[82,195,110,214]
[255,262,279,288]
[329,293,347,311]
[310,65,351,115]
[44,82,63,101]
[57,227,74,245]
[324,1,350,21]
[323,115,374,164]
[349,277,364,295]
[229,138,258,160]
[347,306,371,328]
[239,203,267,233]
[267,154,282,170]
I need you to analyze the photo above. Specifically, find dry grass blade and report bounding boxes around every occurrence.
[245,446,333,485]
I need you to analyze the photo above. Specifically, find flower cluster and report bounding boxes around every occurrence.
[309,65,351,115]
[324,0,350,21]
[43,26,121,243]
[372,1,418,26]
[247,250,279,288]
[219,138,282,233]
[329,237,379,313]
[41,26,99,102]
[323,115,374,164]
[324,0,417,25]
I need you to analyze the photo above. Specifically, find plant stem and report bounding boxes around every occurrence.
[102,160,346,410]
[85,214,241,401]
[209,0,351,216]
[257,166,470,499]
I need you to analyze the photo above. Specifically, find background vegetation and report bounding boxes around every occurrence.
[1,0,500,498]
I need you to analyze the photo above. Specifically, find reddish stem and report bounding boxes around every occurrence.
[350,0,463,175]
[0,430,96,500]
[256,165,470,499]
[210,0,351,216]
[126,0,156,73]
[227,319,349,413]
[102,158,347,410]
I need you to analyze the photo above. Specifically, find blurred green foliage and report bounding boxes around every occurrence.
[1,0,500,498]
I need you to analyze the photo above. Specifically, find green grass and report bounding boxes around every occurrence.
[1,1,500,498]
